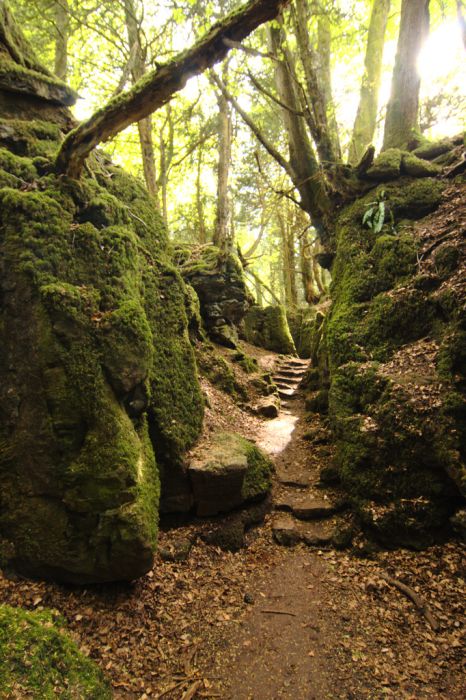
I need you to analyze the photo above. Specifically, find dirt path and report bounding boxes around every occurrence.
[0,357,464,699]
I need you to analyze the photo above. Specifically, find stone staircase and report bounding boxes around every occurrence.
[269,356,353,550]
[273,357,310,407]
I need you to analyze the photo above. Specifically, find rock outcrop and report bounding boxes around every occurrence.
[188,432,273,517]
[174,245,253,348]
[243,304,296,355]
[0,13,204,582]
[307,151,466,547]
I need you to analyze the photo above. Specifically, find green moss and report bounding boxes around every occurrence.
[0,118,203,580]
[196,345,246,399]
[366,148,403,181]
[0,605,111,699]
[434,244,460,277]
[231,351,258,373]
[0,147,36,181]
[361,290,436,361]
[244,305,296,355]
[437,328,466,381]
[239,436,273,501]
[402,152,441,177]
[0,119,62,157]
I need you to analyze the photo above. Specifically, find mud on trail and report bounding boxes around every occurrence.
[0,350,464,700]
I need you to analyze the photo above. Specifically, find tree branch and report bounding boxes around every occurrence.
[247,69,305,116]
[55,0,290,178]
[211,72,295,181]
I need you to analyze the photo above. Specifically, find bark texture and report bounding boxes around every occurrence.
[53,0,69,81]
[124,0,158,199]
[382,0,430,151]
[349,0,390,164]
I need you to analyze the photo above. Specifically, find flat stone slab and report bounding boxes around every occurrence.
[275,494,337,520]
[274,375,301,386]
[272,513,336,547]
[277,387,298,399]
[255,396,280,419]
[189,432,272,517]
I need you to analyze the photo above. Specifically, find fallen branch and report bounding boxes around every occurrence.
[181,680,203,700]
[55,0,290,179]
[381,572,440,631]
[260,609,297,617]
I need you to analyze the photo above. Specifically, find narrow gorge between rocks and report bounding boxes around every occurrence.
[0,0,465,698]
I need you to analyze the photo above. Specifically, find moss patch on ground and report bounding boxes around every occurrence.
[0,605,111,699]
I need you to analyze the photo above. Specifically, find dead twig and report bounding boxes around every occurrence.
[381,572,440,631]
[260,609,297,617]
[181,680,203,700]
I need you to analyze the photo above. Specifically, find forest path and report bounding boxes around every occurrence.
[0,354,463,699]
[207,358,350,699]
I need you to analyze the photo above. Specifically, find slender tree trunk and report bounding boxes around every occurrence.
[457,1,466,50]
[299,228,319,305]
[213,66,232,250]
[316,10,341,161]
[196,147,207,244]
[123,0,158,198]
[268,22,332,240]
[292,0,339,166]
[349,0,390,163]
[278,208,297,308]
[254,276,263,307]
[54,0,69,80]
[382,0,430,151]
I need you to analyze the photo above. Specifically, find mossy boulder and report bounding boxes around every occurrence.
[366,148,403,181]
[311,174,465,547]
[243,304,296,355]
[0,120,204,582]
[0,605,111,698]
[174,244,253,348]
[188,432,273,517]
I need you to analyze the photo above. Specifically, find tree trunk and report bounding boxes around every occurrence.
[293,0,339,166]
[299,226,319,305]
[268,21,332,241]
[316,9,341,161]
[382,0,430,151]
[54,0,69,81]
[55,0,290,179]
[123,0,158,198]
[213,67,233,250]
[349,0,390,164]
[196,147,207,244]
[278,208,297,308]
[458,1,466,50]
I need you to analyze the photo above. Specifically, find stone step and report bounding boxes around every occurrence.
[277,387,298,400]
[281,359,311,369]
[272,513,336,547]
[276,368,307,378]
[275,381,300,392]
[274,493,337,521]
[273,375,301,386]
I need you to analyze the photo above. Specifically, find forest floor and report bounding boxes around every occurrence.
[0,347,464,700]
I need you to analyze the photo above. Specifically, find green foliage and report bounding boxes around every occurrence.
[362,190,393,234]
[0,605,111,699]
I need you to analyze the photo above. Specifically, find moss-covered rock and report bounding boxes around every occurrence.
[243,304,296,355]
[366,148,403,181]
[174,244,253,348]
[189,432,273,517]
[0,120,203,582]
[0,605,111,698]
[310,173,465,547]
